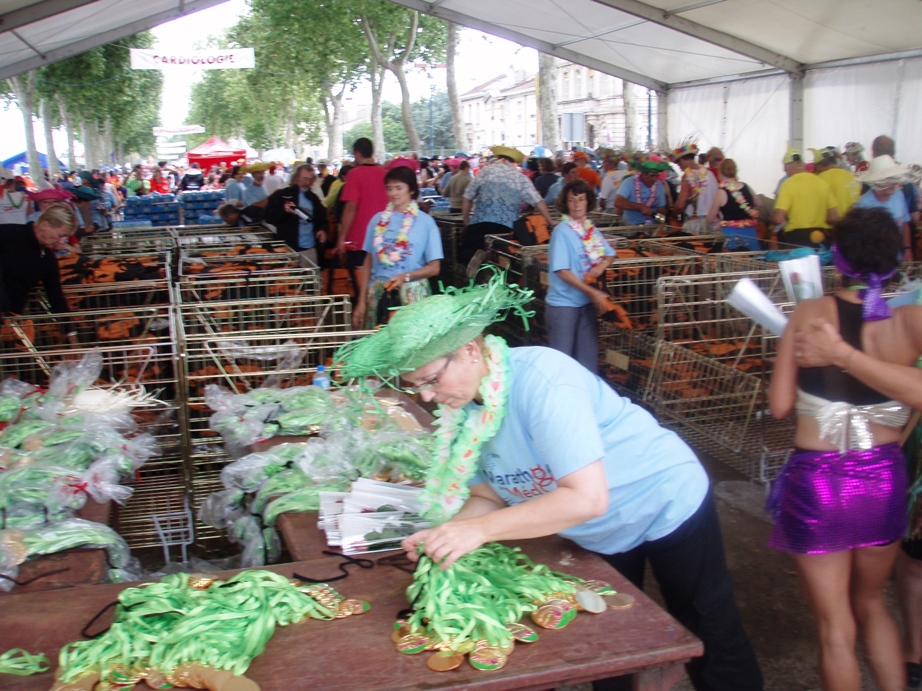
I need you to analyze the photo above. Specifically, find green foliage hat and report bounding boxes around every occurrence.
[336,270,533,383]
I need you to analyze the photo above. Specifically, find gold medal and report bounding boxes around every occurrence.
[453,640,476,655]
[506,622,539,643]
[391,625,412,643]
[469,646,508,671]
[576,589,608,614]
[581,579,614,594]
[531,602,569,629]
[187,573,218,590]
[427,651,464,672]
[396,633,431,654]
[605,592,636,610]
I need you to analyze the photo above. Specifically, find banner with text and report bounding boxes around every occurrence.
[153,126,205,137]
[131,48,254,70]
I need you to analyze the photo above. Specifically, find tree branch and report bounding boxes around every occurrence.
[399,10,419,65]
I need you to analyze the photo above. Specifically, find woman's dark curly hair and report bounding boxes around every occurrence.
[833,206,902,277]
[555,178,597,215]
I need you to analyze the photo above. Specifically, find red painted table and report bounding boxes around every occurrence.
[0,536,701,690]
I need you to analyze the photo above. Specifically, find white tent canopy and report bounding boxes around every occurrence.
[4,0,921,195]
[387,0,922,195]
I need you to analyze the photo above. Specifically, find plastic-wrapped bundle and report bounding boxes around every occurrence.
[0,518,132,591]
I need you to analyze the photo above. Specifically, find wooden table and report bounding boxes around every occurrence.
[0,536,701,691]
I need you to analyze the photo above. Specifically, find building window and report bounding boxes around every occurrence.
[517,99,524,121]
[562,72,569,101]
[574,70,582,99]
[588,73,594,98]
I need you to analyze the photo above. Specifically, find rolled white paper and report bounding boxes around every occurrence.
[728,277,789,337]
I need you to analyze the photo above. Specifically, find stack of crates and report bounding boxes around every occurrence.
[123,193,181,225]
[179,190,224,225]
[6,241,183,549]
[436,215,466,289]
[174,295,357,543]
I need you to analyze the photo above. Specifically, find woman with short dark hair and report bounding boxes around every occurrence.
[769,206,922,691]
[545,178,616,372]
[352,166,443,329]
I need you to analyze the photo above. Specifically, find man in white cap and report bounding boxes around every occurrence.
[0,168,31,225]
[855,155,915,261]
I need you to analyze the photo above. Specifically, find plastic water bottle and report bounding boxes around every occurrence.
[312,365,331,390]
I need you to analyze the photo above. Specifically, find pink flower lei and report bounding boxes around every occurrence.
[373,201,419,267]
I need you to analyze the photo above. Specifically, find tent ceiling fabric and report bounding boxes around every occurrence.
[1,0,921,90]
[0,0,226,82]
[387,0,922,90]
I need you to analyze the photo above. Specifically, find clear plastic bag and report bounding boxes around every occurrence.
[220,452,291,493]
[82,457,134,505]
[197,488,246,531]
[47,351,103,399]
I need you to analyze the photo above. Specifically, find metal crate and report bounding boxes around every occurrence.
[178,241,300,277]
[597,324,660,400]
[0,341,185,549]
[81,233,175,255]
[173,228,277,246]
[645,340,763,456]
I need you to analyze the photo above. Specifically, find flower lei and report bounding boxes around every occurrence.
[4,190,24,209]
[632,173,659,210]
[563,214,607,266]
[420,335,509,525]
[719,180,758,221]
[373,201,419,267]
[682,166,707,203]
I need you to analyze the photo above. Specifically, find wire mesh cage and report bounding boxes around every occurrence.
[645,340,763,456]
[597,324,660,400]
[175,266,322,305]
[0,341,185,548]
[178,240,300,277]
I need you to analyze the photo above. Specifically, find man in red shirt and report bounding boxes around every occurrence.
[336,137,388,299]
[572,151,601,189]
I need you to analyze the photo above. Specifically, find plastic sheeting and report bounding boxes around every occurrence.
[669,57,922,199]
[667,75,790,197]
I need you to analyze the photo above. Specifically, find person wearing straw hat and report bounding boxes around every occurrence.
[854,155,916,261]
[671,140,718,234]
[459,146,554,267]
[241,162,272,207]
[335,272,763,691]
[772,148,839,248]
[768,206,922,691]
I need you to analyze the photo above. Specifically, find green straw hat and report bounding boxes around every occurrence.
[335,270,533,384]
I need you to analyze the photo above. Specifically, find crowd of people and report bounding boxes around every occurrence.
[2,130,922,691]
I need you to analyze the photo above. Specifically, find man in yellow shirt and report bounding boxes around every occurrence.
[813,147,860,217]
[772,149,839,248]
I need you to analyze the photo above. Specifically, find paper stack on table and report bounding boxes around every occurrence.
[319,479,429,555]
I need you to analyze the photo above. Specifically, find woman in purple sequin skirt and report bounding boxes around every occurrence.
[768,207,922,691]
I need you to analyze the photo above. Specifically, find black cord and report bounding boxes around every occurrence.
[292,550,374,583]
[80,600,118,639]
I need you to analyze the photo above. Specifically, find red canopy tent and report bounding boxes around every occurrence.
[185,136,247,169]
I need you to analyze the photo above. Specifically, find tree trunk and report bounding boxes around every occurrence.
[103,117,114,168]
[79,120,93,169]
[391,63,422,154]
[370,63,385,159]
[622,80,637,151]
[446,22,468,154]
[329,87,345,161]
[538,53,560,151]
[41,99,60,180]
[10,73,42,182]
[61,105,77,171]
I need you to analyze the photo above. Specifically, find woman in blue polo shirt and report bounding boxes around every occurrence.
[546,178,616,373]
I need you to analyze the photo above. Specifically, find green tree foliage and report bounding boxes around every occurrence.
[411,91,456,155]
[344,102,410,155]
[34,33,162,161]
[187,13,324,152]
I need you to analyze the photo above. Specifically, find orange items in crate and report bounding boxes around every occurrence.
[58,254,165,285]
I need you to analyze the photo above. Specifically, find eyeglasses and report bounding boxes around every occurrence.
[402,356,453,394]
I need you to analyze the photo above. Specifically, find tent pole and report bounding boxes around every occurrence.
[789,74,804,151]
[656,90,668,149]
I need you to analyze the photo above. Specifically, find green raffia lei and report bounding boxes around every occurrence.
[0,648,49,676]
[54,570,361,687]
[419,335,510,525]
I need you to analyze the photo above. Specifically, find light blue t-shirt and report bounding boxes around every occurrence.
[544,178,565,205]
[855,188,910,226]
[469,347,708,555]
[225,179,245,206]
[616,175,666,225]
[243,183,267,206]
[298,191,316,249]
[547,220,616,307]
[362,209,444,282]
